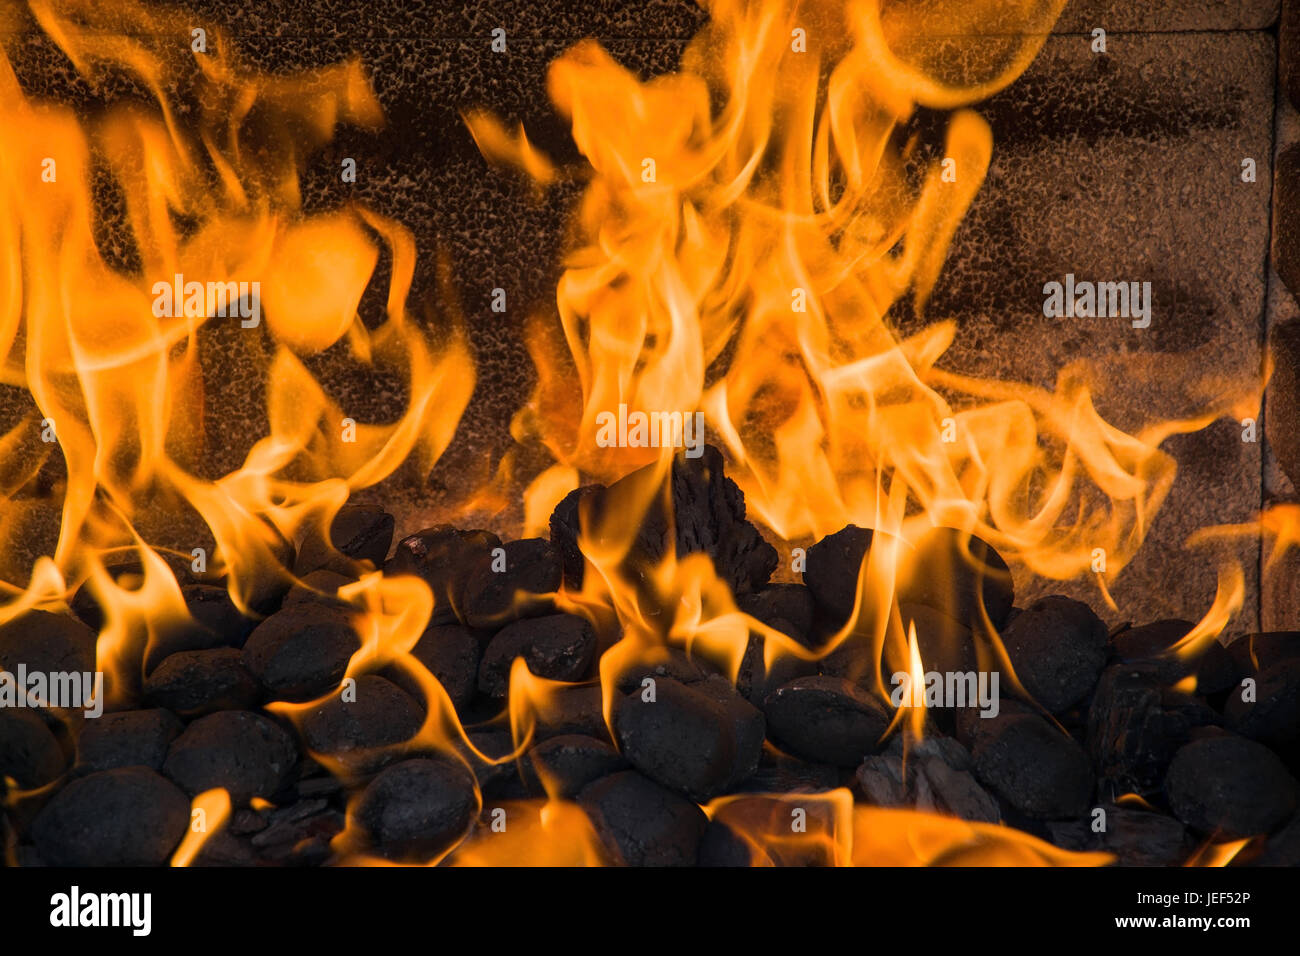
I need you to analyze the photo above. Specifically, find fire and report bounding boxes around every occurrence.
[1184,838,1251,869]
[170,787,231,866]
[0,0,1278,870]
[476,0,1254,609]
[704,790,1110,866]
[0,0,473,702]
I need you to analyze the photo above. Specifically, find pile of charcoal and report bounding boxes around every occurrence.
[1,446,1298,866]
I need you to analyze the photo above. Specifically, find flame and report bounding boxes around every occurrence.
[1185,838,1251,869]
[1,0,1274,869]
[1167,562,1244,662]
[880,616,928,740]
[0,0,473,703]
[170,787,231,867]
[472,0,1262,610]
[445,801,607,867]
[705,790,1112,866]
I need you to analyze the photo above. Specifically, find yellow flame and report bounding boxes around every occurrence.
[170,787,231,867]
[0,0,473,705]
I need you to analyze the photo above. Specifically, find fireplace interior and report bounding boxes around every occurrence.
[0,0,1298,869]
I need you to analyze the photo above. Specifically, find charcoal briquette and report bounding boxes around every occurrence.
[386,525,502,625]
[459,537,562,629]
[145,585,257,677]
[735,620,819,705]
[533,681,609,741]
[802,525,874,627]
[1001,595,1107,714]
[548,484,606,590]
[971,712,1093,819]
[613,673,764,801]
[31,767,189,866]
[299,675,423,772]
[296,503,395,575]
[355,757,479,859]
[240,602,360,702]
[1227,631,1300,674]
[0,608,97,679]
[163,709,298,804]
[281,569,355,609]
[1165,735,1299,838]
[737,583,816,640]
[525,734,628,798]
[75,708,182,776]
[1224,657,1300,748]
[477,613,596,698]
[383,622,481,712]
[1110,619,1237,693]
[762,675,890,768]
[0,707,66,788]
[577,770,709,866]
[144,647,260,717]
[900,527,1014,630]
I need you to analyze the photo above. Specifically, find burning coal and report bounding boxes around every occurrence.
[0,0,1293,873]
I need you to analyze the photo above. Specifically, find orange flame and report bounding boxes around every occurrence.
[469,0,1262,614]
[0,0,473,703]
[170,787,231,867]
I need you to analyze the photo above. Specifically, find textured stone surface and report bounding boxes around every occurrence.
[923,31,1274,626]
[1055,0,1280,32]
[1264,61,1300,633]
[1285,0,1300,112]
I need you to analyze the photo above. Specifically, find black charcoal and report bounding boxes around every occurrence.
[0,609,96,678]
[802,525,874,626]
[1087,662,1221,799]
[477,614,596,698]
[163,710,298,803]
[145,584,258,673]
[614,674,764,801]
[241,603,360,702]
[1001,595,1107,714]
[763,675,890,767]
[900,527,1014,630]
[386,525,502,625]
[1224,658,1300,748]
[460,537,562,629]
[1165,735,1299,838]
[578,770,709,866]
[738,584,816,640]
[355,757,478,858]
[525,734,628,798]
[31,767,189,866]
[383,622,481,712]
[0,708,66,788]
[296,503,395,574]
[857,734,1000,824]
[144,647,260,717]
[299,675,422,773]
[971,712,1093,819]
[76,708,181,776]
